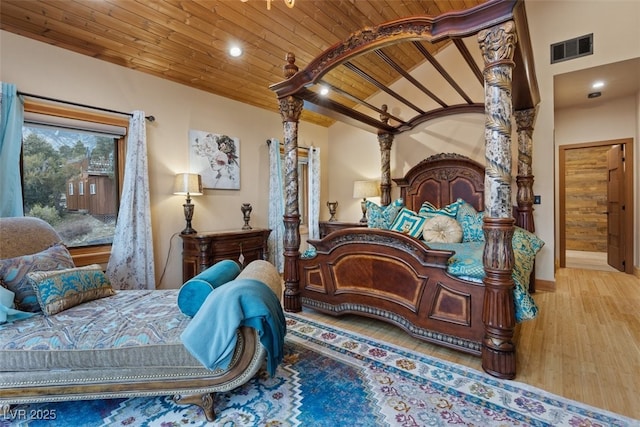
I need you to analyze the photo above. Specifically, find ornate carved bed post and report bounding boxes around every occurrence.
[279,52,304,312]
[478,21,517,379]
[515,107,537,292]
[515,108,536,234]
[378,104,394,206]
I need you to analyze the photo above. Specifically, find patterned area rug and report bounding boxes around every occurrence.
[4,312,636,427]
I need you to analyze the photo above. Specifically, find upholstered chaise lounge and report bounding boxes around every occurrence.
[0,216,282,421]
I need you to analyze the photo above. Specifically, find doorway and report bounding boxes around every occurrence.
[558,138,634,273]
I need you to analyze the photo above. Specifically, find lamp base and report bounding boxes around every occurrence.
[181,199,196,235]
[359,199,368,224]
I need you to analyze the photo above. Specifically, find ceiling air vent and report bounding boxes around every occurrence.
[550,33,593,64]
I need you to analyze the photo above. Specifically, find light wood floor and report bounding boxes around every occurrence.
[566,250,619,272]
[295,267,640,420]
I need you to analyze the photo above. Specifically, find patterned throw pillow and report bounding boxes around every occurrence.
[422,215,463,243]
[455,200,485,242]
[366,198,404,229]
[389,208,426,238]
[0,243,75,312]
[512,226,545,259]
[418,199,463,219]
[27,264,115,315]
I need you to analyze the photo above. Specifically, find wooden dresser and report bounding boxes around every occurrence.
[318,221,366,238]
[180,228,271,282]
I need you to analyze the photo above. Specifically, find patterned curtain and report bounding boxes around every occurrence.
[0,83,25,217]
[268,138,285,273]
[106,111,155,289]
[308,146,321,240]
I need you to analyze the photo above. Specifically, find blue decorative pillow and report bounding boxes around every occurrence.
[0,243,75,312]
[27,264,114,315]
[178,259,242,317]
[366,198,404,229]
[177,279,215,317]
[190,259,241,288]
[390,208,426,238]
[418,199,463,219]
[455,200,485,242]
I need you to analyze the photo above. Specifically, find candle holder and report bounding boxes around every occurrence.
[241,203,252,230]
[326,201,338,221]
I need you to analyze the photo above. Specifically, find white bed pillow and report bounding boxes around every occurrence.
[422,215,463,243]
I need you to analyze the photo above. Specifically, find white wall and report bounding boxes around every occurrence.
[0,31,329,289]
[526,0,640,275]
[555,96,637,144]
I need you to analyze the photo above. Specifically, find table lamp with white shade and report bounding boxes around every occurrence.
[353,180,380,224]
[173,173,203,235]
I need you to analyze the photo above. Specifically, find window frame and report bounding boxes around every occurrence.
[23,100,128,267]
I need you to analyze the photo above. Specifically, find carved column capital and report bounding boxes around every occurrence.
[515,107,536,131]
[279,96,303,123]
[478,21,517,67]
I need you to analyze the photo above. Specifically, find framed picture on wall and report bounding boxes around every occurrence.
[189,130,240,190]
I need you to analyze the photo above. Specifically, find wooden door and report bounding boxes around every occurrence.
[606,144,625,271]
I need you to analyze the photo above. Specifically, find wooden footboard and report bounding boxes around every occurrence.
[300,228,486,355]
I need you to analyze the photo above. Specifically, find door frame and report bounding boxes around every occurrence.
[558,138,634,272]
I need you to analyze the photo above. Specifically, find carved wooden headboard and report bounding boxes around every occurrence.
[393,153,485,213]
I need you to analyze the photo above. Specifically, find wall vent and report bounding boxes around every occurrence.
[550,34,593,64]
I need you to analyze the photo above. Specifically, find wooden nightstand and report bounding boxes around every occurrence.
[180,228,271,282]
[318,221,366,238]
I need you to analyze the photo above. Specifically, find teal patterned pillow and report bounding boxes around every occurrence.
[418,198,463,218]
[456,200,485,242]
[0,243,75,312]
[27,264,115,315]
[366,198,404,229]
[390,208,426,238]
[512,227,545,259]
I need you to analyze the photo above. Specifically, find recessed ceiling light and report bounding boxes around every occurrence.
[588,91,602,99]
[592,81,605,89]
[229,46,243,58]
[319,86,329,96]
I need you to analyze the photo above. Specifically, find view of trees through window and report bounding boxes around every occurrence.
[22,125,118,248]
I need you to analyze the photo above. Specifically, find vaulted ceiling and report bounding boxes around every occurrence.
[0,0,489,127]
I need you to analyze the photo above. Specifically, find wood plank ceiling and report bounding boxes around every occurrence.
[0,0,488,127]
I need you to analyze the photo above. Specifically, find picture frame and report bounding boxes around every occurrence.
[189,130,240,190]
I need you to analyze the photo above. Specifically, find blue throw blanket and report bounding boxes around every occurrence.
[181,278,286,376]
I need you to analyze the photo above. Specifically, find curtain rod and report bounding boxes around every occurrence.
[17,91,156,122]
[266,139,312,151]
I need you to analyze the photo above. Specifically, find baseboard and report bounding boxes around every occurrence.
[534,279,556,292]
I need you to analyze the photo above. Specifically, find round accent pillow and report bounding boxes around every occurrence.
[422,215,463,243]
[237,260,282,301]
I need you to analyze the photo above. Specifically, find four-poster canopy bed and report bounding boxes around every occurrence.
[270,0,540,379]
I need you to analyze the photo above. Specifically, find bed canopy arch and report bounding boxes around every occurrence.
[270,0,540,379]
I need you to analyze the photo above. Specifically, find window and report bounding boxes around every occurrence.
[22,100,128,266]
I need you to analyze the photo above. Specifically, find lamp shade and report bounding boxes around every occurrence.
[353,180,380,199]
[173,173,203,196]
